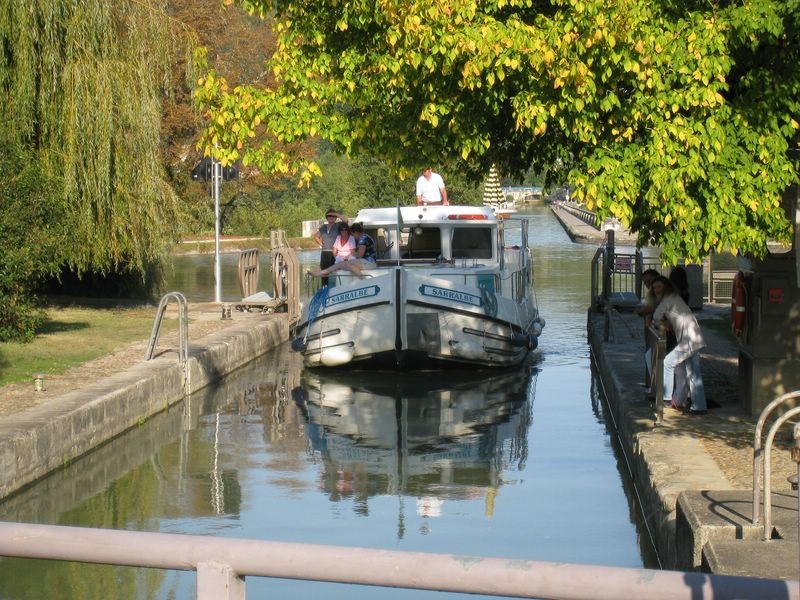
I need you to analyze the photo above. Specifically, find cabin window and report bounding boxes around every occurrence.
[452,227,492,259]
[402,227,442,259]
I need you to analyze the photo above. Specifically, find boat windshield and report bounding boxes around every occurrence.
[452,227,492,259]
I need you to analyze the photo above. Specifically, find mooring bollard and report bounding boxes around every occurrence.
[33,373,46,392]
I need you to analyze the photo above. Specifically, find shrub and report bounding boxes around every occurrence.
[0,136,70,341]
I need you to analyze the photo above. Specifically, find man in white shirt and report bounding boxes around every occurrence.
[415,168,449,205]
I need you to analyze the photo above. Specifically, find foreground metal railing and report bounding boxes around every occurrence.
[1,522,797,600]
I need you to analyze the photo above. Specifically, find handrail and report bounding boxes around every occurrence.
[145,292,188,364]
[645,324,667,423]
[0,522,796,600]
[761,406,800,541]
[590,246,605,308]
[559,201,600,229]
[752,390,800,528]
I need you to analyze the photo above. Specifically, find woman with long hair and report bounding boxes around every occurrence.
[651,276,707,415]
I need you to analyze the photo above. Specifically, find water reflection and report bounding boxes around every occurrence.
[295,367,536,531]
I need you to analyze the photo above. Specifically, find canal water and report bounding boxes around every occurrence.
[0,206,656,599]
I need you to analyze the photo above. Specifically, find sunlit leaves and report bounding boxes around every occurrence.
[195,0,799,261]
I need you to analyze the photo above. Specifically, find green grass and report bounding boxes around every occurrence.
[0,306,175,386]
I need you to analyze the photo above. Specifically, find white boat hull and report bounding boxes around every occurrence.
[295,269,541,369]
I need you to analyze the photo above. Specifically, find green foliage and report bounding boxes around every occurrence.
[0,0,196,275]
[0,136,70,342]
[197,0,800,263]
[206,146,483,238]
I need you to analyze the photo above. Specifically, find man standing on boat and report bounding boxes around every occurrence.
[314,208,346,286]
[416,168,449,206]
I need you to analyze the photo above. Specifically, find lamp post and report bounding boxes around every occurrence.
[213,157,222,304]
[191,156,239,305]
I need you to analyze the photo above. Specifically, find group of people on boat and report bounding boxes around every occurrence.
[311,167,449,281]
[636,267,708,415]
[311,209,376,280]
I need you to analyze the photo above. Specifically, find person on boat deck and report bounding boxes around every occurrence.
[313,208,346,285]
[651,276,708,415]
[309,222,376,278]
[332,223,356,263]
[416,167,449,206]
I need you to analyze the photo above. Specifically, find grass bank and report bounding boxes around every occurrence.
[0,305,174,386]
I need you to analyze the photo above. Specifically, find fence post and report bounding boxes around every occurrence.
[197,561,246,600]
[602,230,615,301]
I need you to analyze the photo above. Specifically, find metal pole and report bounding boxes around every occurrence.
[213,158,222,304]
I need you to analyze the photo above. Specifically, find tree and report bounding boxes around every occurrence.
[0,0,196,274]
[197,0,800,263]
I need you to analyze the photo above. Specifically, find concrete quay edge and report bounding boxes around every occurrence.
[550,204,638,246]
[588,308,799,580]
[0,315,288,501]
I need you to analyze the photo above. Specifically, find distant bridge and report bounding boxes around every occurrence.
[502,186,544,204]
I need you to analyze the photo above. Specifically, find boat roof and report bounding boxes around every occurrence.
[354,205,498,227]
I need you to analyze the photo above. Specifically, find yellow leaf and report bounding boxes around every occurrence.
[664,214,672,225]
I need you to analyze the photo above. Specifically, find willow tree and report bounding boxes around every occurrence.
[196,0,799,263]
[0,0,196,274]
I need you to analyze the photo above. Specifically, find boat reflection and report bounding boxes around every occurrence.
[293,367,537,519]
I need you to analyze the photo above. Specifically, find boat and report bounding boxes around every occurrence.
[292,204,545,368]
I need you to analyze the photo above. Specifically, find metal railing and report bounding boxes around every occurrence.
[144,292,190,393]
[752,390,800,541]
[646,324,667,423]
[145,292,189,365]
[0,522,797,600]
[558,201,600,228]
[590,234,643,310]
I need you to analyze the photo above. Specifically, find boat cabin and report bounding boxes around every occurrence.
[355,206,508,265]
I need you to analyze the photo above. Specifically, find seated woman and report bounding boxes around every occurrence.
[309,222,376,279]
[332,224,356,263]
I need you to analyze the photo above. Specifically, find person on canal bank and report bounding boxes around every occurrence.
[635,268,661,386]
[309,222,376,279]
[669,266,690,305]
[635,268,661,328]
[667,266,691,404]
[651,276,708,415]
[313,208,346,285]
[416,167,449,206]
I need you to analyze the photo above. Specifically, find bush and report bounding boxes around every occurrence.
[0,136,70,341]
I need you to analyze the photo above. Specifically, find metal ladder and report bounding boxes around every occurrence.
[145,291,189,366]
